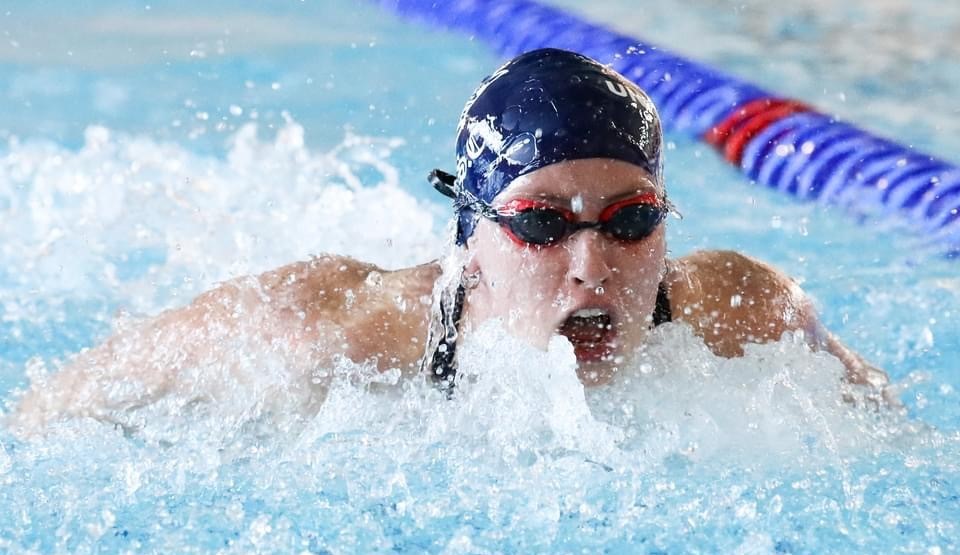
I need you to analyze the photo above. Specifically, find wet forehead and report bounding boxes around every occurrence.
[495,158,663,206]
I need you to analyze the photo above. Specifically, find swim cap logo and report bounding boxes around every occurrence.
[603,78,657,150]
[456,156,468,188]
[501,132,537,166]
[604,79,655,114]
[465,117,508,161]
[465,132,484,161]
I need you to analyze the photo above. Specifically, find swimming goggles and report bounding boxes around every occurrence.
[430,169,670,246]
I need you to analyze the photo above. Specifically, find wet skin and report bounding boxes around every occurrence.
[8,158,889,434]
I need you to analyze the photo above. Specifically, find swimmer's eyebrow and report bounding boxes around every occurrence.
[516,183,660,205]
[604,186,660,203]
[521,193,572,204]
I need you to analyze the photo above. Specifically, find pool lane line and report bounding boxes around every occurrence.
[378,0,960,254]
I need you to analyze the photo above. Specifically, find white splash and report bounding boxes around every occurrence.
[280,319,914,474]
[0,122,444,318]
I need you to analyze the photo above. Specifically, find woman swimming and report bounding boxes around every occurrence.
[8,48,890,433]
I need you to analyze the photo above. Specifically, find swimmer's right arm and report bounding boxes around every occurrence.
[7,255,436,436]
[8,267,318,435]
[7,287,229,435]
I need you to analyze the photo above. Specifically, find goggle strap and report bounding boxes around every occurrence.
[428,168,499,219]
[664,196,683,220]
[429,168,458,199]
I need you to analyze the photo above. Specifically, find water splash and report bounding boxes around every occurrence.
[0,122,443,313]
[2,317,952,552]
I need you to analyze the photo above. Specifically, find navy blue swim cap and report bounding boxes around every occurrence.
[447,48,663,245]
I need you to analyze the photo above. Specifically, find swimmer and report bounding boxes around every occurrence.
[7,48,890,434]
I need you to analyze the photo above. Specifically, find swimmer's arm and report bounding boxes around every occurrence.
[7,255,376,436]
[8,278,275,434]
[803,316,889,389]
[667,250,889,390]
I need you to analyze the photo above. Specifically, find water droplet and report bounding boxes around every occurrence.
[571,194,584,214]
[365,270,383,288]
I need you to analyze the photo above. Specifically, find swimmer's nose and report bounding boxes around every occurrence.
[567,229,612,289]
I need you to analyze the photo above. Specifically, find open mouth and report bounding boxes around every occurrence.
[558,308,617,363]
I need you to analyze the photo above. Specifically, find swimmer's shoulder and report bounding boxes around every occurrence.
[662,250,811,357]
[245,255,441,370]
[249,254,440,324]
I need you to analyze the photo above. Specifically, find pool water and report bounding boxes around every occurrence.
[1,0,959,552]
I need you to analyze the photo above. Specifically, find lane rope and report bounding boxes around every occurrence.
[380,0,960,253]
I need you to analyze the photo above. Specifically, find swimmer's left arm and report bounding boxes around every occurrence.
[802,313,890,389]
[667,250,889,392]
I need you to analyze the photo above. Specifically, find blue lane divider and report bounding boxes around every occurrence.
[379,0,960,252]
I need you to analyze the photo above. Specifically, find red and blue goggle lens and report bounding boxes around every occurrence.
[493,193,666,246]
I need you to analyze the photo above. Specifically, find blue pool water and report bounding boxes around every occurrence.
[1,0,959,552]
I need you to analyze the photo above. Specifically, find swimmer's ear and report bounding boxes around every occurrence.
[429,169,458,199]
[463,251,481,275]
